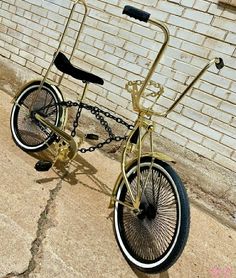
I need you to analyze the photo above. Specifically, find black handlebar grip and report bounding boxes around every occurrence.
[123,5,150,23]
[215,58,224,70]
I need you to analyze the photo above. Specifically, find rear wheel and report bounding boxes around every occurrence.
[10,81,64,152]
[113,157,190,273]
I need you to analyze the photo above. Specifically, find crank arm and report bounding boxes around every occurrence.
[35,113,77,160]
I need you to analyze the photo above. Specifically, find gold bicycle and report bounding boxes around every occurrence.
[10,1,224,273]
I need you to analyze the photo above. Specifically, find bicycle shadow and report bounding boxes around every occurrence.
[32,151,170,278]
[132,268,169,278]
[33,150,112,197]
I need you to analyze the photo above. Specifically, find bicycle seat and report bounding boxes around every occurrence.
[54,52,104,85]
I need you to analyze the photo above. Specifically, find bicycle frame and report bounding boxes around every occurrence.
[11,0,223,212]
[109,13,223,211]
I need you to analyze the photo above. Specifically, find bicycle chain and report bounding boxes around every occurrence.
[60,100,134,153]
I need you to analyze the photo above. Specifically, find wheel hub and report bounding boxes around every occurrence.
[137,202,156,220]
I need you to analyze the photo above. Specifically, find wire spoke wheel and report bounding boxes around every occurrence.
[113,157,190,273]
[10,81,64,152]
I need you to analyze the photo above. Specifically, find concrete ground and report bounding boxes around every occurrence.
[0,86,236,277]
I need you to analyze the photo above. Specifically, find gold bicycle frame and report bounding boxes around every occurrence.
[109,16,222,210]
[12,0,222,211]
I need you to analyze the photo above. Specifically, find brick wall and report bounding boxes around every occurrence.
[0,0,235,171]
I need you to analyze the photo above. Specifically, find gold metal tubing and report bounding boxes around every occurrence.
[58,0,88,86]
[121,123,140,204]
[79,82,88,102]
[29,1,86,110]
[157,58,219,117]
[135,120,142,209]
[135,19,170,111]
[35,113,77,160]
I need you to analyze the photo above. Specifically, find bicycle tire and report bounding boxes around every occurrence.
[10,80,64,152]
[113,156,190,273]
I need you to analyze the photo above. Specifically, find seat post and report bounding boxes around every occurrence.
[78,82,89,102]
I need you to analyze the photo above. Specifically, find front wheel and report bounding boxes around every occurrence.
[113,157,190,273]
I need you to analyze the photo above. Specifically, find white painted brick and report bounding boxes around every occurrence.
[165,47,192,63]
[168,37,182,48]
[182,107,211,125]
[4,42,19,54]
[176,29,205,45]
[157,1,184,15]
[105,3,122,16]
[193,122,222,141]
[105,63,126,79]
[107,92,128,107]
[124,41,149,57]
[181,41,209,58]
[213,154,236,172]
[181,0,195,7]
[191,89,221,107]
[94,39,105,50]
[204,38,235,56]
[221,9,236,21]
[97,21,119,36]
[168,15,195,30]
[212,17,235,33]
[25,0,42,6]
[203,138,232,158]
[159,117,178,131]
[166,79,186,93]
[10,53,26,66]
[116,105,136,122]
[220,101,236,117]
[26,60,42,74]
[195,23,226,40]
[168,111,194,128]
[221,135,236,149]
[31,5,47,17]
[186,141,214,159]
[182,96,204,111]
[151,9,169,22]
[208,3,222,16]
[103,33,125,48]
[161,128,188,146]
[174,71,188,83]
[211,119,235,139]
[213,87,230,100]
[174,60,200,76]
[183,8,213,24]
[126,52,138,63]
[0,48,11,58]
[198,81,216,95]
[228,92,236,104]
[118,59,142,75]
[131,24,156,40]
[202,72,231,89]
[176,125,203,143]
[202,105,232,123]
[118,29,141,44]
[193,0,210,11]
[225,32,236,45]
[89,9,110,23]
[93,67,113,82]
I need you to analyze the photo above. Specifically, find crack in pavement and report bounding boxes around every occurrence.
[2,167,69,278]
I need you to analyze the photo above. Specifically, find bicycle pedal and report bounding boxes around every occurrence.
[35,160,53,172]
[86,133,99,140]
